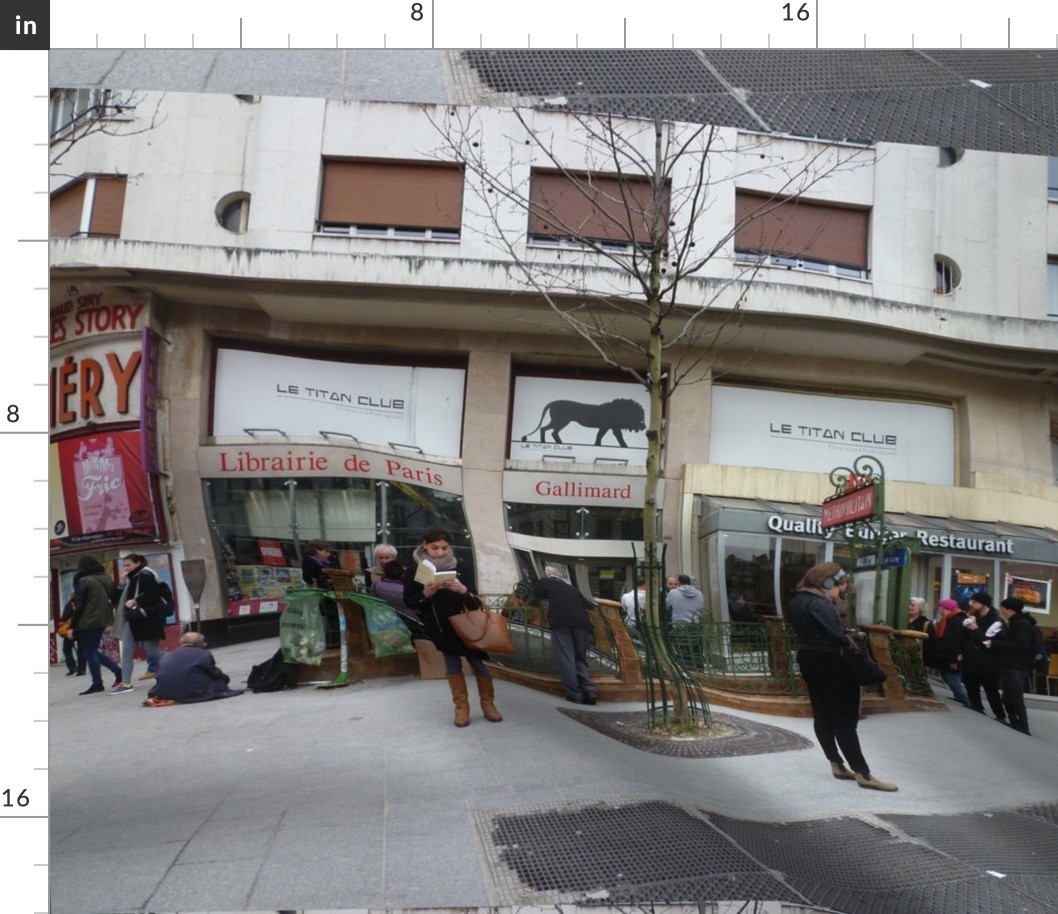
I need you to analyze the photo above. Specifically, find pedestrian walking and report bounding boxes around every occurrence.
[69,555,123,695]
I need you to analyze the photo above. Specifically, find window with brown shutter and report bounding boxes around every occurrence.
[88,176,127,237]
[317,159,464,238]
[734,190,869,276]
[50,181,86,237]
[528,170,667,249]
[50,176,127,238]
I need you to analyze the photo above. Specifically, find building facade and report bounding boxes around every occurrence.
[49,52,1058,641]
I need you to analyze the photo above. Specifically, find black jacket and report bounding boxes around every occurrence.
[960,607,1003,675]
[122,566,167,641]
[532,576,595,632]
[990,611,1037,673]
[787,589,852,654]
[403,557,482,657]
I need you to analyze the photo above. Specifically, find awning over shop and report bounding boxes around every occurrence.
[699,496,1058,565]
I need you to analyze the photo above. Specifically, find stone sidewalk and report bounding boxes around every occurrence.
[49,638,1058,914]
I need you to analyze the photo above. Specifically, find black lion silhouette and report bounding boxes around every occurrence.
[519,398,646,447]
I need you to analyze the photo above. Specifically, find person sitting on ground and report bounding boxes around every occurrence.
[145,632,244,705]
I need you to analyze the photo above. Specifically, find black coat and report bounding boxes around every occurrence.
[931,612,967,667]
[122,566,167,641]
[532,576,595,632]
[403,557,483,657]
[990,612,1036,673]
[960,607,1003,675]
[787,589,852,655]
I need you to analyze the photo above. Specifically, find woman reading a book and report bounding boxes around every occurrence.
[403,527,503,727]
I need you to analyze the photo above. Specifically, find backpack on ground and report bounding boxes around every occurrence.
[246,647,298,693]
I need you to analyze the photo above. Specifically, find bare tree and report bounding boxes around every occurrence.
[430,102,867,726]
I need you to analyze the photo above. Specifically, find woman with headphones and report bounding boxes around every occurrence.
[787,562,898,792]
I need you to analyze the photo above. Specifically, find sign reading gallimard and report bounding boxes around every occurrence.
[212,348,466,458]
[710,386,954,486]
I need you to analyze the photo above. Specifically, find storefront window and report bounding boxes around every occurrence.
[205,476,472,613]
[778,538,828,614]
[1000,561,1055,625]
[504,503,643,540]
[950,560,993,605]
[722,533,776,619]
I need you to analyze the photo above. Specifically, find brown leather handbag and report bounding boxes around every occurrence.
[448,601,516,654]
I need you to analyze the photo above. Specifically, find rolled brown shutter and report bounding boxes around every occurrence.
[319,160,463,230]
[50,181,87,237]
[89,176,127,237]
[529,171,665,244]
[735,190,868,270]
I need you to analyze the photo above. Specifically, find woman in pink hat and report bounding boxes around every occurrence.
[930,598,970,705]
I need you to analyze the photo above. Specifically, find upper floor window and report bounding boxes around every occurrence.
[734,191,870,279]
[317,159,463,239]
[50,175,128,239]
[935,255,961,295]
[527,170,668,252]
[49,88,126,139]
[1048,157,1058,202]
[1048,260,1058,318]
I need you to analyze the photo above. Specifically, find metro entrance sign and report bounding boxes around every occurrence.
[820,482,876,529]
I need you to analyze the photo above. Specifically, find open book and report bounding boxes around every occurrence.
[414,559,458,586]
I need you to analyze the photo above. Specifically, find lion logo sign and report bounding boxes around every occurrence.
[519,398,646,447]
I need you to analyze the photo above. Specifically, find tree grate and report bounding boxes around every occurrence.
[557,708,813,758]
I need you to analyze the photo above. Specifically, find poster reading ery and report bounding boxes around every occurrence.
[709,385,956,485]
[510,376,650,467]
[212,348,467,458]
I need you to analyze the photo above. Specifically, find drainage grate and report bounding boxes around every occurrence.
[474,795,804,905]
[557,709,813,758]
[474,796,1058,912]
[881,808,1058,874]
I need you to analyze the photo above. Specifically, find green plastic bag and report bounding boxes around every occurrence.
[280,588,328,666]
[353,593,416,658]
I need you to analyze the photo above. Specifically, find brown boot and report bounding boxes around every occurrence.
[475,674,503,722]
[446,674,470,727]
[855,772,898,792]
[830,760,856,781]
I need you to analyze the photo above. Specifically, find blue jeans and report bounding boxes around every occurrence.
[939,667,969,704]
[77,629,121,686]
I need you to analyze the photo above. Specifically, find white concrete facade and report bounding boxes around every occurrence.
[50,91,1058,631]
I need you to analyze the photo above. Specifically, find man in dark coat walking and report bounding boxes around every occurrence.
[960,591,1007,722]
[986,597,1036,735]
[532,566,598,705]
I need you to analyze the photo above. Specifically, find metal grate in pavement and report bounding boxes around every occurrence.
[880,807,1058,874]
[473,794,803,905]
[556,709,813,758]
[474,795,1058,912]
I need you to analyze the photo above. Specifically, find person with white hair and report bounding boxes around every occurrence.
[531,566,599,705]
[366,542,399,587]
